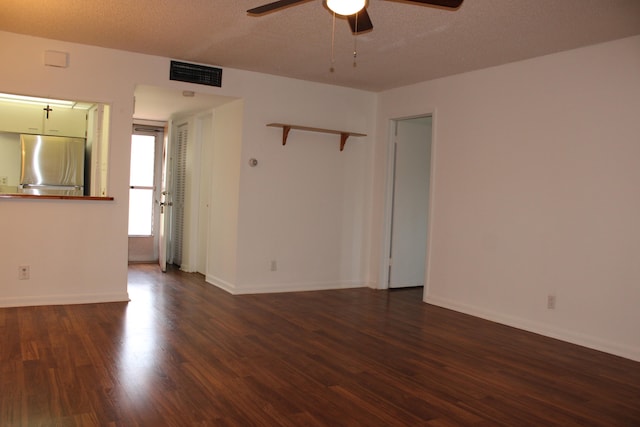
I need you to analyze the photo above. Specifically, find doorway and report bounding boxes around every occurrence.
[127,124,165,263]
[385,116,433,289]
[130,85,240,277]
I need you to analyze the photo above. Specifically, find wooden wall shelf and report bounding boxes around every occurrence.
[267,123,366,151]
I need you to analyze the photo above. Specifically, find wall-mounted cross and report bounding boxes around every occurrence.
[43,104,53,119]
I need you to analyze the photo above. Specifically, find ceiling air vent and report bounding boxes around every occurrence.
[170,61,222,87]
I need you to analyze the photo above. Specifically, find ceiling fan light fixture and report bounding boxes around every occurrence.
[326,0,366,16]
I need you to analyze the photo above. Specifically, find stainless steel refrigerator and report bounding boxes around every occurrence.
[19,134,85,196]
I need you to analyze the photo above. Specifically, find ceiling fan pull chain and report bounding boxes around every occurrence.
[330,12,336,73]
[353,12,358,68]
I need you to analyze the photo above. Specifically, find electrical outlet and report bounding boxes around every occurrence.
[0,176,8,185]
[547,294,556,310]
[18,265,30,280]
[270,260,277,272]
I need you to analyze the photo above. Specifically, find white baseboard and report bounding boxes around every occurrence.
[425,295,640,362]
[236,280,365,295]
[205,276,365,295]
[0,292,130,308]
[205,274,237,294]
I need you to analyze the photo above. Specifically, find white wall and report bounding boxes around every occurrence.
[206,100,244,291]
[0,30,376,306]
[374,35,640,361]
[0,31,136,306]
[233,77,376,293]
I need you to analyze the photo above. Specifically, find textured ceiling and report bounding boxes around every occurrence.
[1,0,639,92]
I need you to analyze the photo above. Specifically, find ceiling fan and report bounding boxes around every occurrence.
[247,0,464,34]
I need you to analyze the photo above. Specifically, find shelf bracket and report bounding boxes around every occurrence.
[282,125,291,146]
[340,133,349,152]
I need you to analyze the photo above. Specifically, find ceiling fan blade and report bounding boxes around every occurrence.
[347,8,374,34]
[247,0,310,16]
[401,0,463,9]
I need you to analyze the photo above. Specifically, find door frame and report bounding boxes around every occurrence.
[128,121,166,263]
[380,112,437,294]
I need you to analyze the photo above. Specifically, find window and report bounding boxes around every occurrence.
[128,134,156,236]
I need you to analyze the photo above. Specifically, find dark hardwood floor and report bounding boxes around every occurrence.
[1,264,639,426]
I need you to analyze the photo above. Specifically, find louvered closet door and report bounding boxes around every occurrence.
[171,123,188,267]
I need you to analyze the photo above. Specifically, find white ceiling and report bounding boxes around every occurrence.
[133,85,237,122]
[2,0,639,119]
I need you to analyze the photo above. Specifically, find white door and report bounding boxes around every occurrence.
[389,116,432,288]
[169,123,189,268]
[158,123,171,272]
